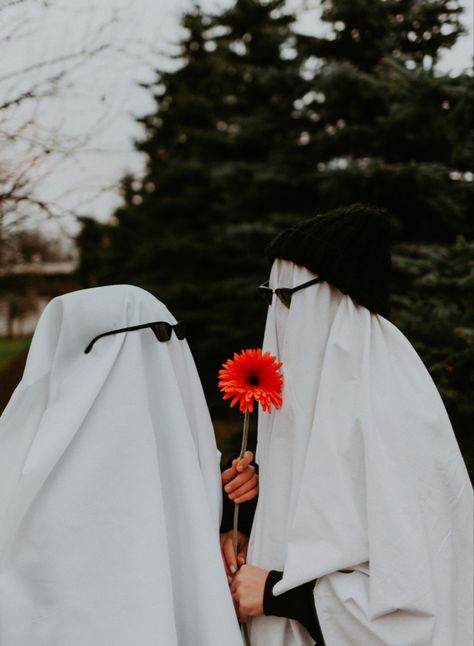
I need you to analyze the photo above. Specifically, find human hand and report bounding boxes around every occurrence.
[220,530,249,580]
[230,564,268,622]
[222,450,258,504]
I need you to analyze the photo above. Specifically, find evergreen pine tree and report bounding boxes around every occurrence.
[299,0,472,240]
[392,237,474,471]
[308,0,464,71]
[299,0,473,459]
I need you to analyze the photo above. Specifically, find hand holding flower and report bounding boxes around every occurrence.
[222,451,258,504]
[231,564,269,623]
[220,530,249,579]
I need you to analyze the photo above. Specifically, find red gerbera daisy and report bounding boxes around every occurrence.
[218,348,283,414]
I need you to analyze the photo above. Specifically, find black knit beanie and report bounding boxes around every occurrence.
[265,203,391,317]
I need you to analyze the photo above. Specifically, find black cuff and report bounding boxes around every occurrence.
[263,570,325,645]
[263,570,286,616]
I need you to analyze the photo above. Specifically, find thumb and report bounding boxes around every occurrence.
[236,451,254,472]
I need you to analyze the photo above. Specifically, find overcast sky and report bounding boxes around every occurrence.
[2,0,472,236]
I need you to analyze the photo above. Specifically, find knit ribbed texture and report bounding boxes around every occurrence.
[265,203,391,317]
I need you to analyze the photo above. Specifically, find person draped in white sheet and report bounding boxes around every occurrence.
[229,204,473,646]
[0,284,248,646]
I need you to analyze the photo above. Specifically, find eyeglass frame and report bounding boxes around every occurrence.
[84,320,186,354]
[258,276,322,308]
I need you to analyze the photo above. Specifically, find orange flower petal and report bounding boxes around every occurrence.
[218,348,283,414]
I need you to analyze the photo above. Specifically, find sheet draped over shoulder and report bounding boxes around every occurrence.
[247,260,473,646]
[0,285,243,646]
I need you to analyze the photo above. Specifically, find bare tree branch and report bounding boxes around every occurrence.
[0,0,123,236]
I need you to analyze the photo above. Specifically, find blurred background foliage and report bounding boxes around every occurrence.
[77,0,472,468]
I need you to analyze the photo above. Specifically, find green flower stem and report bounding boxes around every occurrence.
[233,409,252,646]
[232,409,250,554]
[242,621,252,645]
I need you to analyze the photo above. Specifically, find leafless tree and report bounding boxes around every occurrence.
[0,0,129,257]
[0,0,116,237]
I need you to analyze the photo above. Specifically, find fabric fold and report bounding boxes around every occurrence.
[0,285,243,646]
[248,259,472,646]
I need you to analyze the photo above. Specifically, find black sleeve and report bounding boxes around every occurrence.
[220,459,258,536]
[263,570,325,646]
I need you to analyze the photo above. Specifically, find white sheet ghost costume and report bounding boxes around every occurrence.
[0,285,243,646]
[247,259,473,646]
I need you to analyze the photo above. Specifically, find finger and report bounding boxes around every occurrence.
[224,467,255,494]
[234,485,259,504]
[228,474,258,500]
[220,538,232,578]
[221,551,231,579]
[223,536,238,575]
[229,473,258,497]
[236,532,249,549]
[230,586,239,615]
[230,575,239,595]
[237,536,249,566]
[232,597,239,616]
[221,463,238,485]
[236,450,254,472]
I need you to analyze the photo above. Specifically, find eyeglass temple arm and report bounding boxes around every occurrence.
[84,321,154,354]
[288,276,322,295]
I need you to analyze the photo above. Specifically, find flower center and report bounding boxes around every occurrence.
[248,375,260,386]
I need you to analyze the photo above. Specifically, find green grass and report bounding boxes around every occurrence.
[0,337,31,370]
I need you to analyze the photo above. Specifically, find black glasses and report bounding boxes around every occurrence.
[258,276,322,308]
[84,320,186,354]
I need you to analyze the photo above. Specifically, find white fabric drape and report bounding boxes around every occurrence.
[247,260,473,646]
[0,285,243,646]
